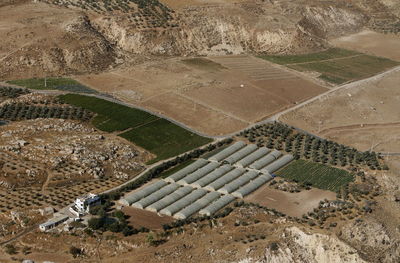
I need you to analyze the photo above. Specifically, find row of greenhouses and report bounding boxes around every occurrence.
[119,142,293,219]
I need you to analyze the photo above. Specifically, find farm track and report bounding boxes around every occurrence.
[0,224,39,246]
[318,122,400,135]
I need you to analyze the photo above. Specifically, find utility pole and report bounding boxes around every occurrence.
[44,77,47,88]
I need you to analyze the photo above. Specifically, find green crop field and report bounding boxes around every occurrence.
[120,119,211,163]
[59,94,212,163]
[275,160,354,192]
[259,48,359,65]
[8,77,97,93]
[59,94,158,132]
[259,48,399,84]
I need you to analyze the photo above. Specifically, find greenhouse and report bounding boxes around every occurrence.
[131,183,179,209]
[236,147,270,168]
[146,186,194,212]
[208,141,246,162]
[173,191,221,219]
[249,150,282,170]
[204,168,246,191]
[199,195,236,216]
[177,162,220,185]
[218,170,259,194]
[119,180,168,206]
[261,154,294,174]
[224,144,258,164]
[191,165,233,188]
[164,159,209,183]
[159,189,208,216]
[231,174,273,198]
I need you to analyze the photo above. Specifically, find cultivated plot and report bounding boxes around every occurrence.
[275,160,353,192]
[260,48,399,84]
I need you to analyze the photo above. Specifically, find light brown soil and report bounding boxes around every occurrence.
[245,183,336,217]
[142,92,247,135]
[76,56,326,135]
[280,69,400,152]
[331,30,400,61]
[320,124,400,152]
[122,207,174,230]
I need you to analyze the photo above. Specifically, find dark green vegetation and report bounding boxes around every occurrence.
[8,77,97,93]
[0,86,30,99]
[239,122,383,170]
[120,119,212,163]
[59,94,212,162]
[182,58,226,71]
[276,160,354,192]
[0,102,93,122]
[259,48,399,84]
[259,48,359,65]
[59,94,157,132]
[88,205,149,236]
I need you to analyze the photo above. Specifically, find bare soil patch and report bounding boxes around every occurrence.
[331,30,400,61]
[280,69,400,152]
[245,183,336,217]
[142,92,247,135]
[251,78,327,104]
[122,206,174,229]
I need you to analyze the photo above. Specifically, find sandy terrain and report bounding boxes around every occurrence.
[245,183,336,217]
[76,56,326,135]
[331,30,400,61]
[280,68,400,152]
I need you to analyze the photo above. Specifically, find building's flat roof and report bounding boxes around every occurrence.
[76,193,98,202]
[39,215,69,227]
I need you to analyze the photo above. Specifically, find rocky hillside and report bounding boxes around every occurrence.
[0,1,117,80]
[0,0,399,78]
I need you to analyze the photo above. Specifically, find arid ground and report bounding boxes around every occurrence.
[280,68,400,153]
[76,56,326,136]
[245,183,336,217]
[331,30,400,61]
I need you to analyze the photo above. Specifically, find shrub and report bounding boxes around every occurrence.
[69,246,82,258]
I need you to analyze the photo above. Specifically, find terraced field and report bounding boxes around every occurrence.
[275,160,354,192]
[260,48,399,84]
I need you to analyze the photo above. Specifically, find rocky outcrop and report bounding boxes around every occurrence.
[264,227,366,263]
[90,4,365,56]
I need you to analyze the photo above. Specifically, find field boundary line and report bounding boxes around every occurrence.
[319,122,400,135]
[284,54,363,65]
[175,92,251,124]
[120,117,162,133]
